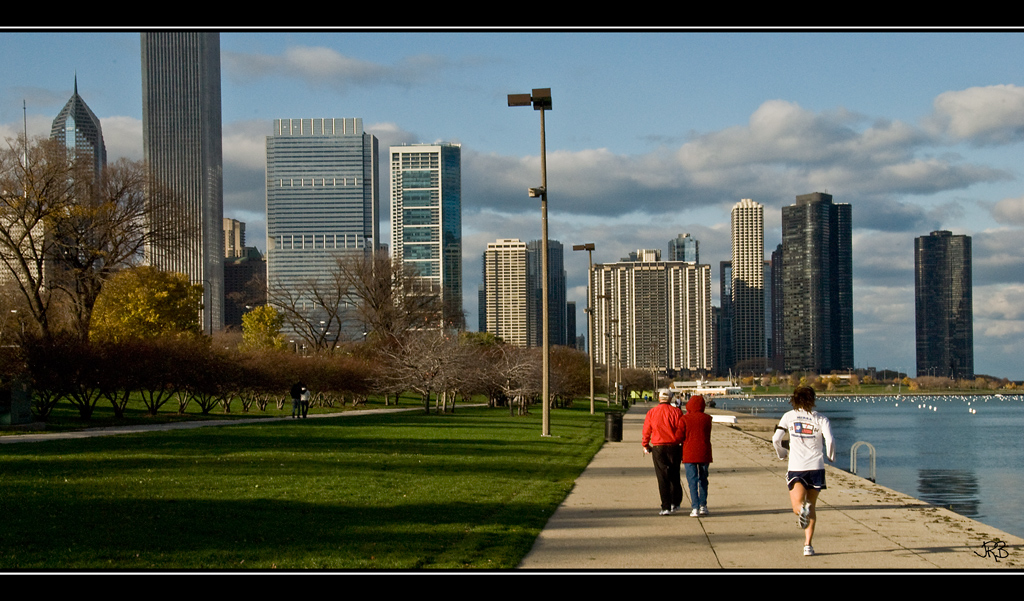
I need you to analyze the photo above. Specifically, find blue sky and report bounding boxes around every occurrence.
[3,29,1024,379]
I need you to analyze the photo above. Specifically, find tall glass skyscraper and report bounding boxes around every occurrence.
[141,32,224,333]
[390,143,462,329]
[915,230,973,379]
[50,76,106,181]
[266,118,379,330]
[780,192,853,373]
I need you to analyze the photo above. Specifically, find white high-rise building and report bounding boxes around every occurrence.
[390,143,462,329]
[731,198,765,370]
[482,238,529,347]
[592,251,712,372]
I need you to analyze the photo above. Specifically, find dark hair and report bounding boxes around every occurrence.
[791,386,816,411]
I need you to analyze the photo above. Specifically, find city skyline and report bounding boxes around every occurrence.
[4,31,1024,378]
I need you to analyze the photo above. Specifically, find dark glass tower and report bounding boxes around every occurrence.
[781,192,853,373]
[528,239,567,347]
[141,32,224,333]
[915,230,973,379]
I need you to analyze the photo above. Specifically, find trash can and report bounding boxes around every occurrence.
[605,411,623,442]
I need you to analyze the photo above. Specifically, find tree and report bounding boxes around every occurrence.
[239,305,287,352]
[334,250,442,349]
[89,266,203,342]
[268,267,353,354]
[0,136,186,340]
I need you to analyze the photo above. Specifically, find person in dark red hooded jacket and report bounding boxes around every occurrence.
[682,394,713,517]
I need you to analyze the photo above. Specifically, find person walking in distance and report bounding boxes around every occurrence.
[642,389,686,515]
[290,382,306,419]
[772,386,835,556]
[682,394,713,517]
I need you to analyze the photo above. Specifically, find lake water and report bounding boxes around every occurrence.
[714,394,1024,539]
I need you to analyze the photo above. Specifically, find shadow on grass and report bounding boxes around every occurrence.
[0,406,608,570]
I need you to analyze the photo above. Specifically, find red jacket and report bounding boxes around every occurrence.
[682,395,713,463]
[642,402,685,447]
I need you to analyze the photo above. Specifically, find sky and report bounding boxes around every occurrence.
[2,29,1024,380]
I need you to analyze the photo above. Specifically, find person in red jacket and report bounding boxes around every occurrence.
[682,394,713,517]
[642,389,686,515]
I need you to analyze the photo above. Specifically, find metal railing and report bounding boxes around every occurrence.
[850,441,877,482]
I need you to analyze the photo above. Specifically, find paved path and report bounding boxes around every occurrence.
[0,406,422,444]
[519,403,1024,570]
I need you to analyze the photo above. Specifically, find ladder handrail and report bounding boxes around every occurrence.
[850,441,877,483]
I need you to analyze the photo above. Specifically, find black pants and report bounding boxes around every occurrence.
[651,445,683,510]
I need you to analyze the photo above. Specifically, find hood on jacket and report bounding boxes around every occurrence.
[686,395,706,413]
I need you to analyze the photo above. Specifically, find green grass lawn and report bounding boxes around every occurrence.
[0,404,609,570]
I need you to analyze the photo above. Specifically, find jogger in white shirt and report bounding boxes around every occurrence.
[773,386,835,556]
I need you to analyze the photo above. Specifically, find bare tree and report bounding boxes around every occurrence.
[268,268,354,354]
[0,136,186,340]
[334,250,442,349]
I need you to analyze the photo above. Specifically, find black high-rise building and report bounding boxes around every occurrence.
[527,239,567,347]
[915,231,973,379]
[780,192,853,373]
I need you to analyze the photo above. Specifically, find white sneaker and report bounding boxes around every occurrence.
[659,509,672,516]
[689,508,699,517]
[798,502,811,529]
[698,505,709,516]
[803,545,815,556]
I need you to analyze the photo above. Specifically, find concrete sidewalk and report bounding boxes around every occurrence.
[0,406,423,444]
[519,403,1024,570]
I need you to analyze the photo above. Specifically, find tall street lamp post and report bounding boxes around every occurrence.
[508,88,553,437]
[572,243,596,414]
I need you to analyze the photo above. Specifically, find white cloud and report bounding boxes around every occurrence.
[223,46,448,91]
[928,84,1024,145]
[991,195,1024,225]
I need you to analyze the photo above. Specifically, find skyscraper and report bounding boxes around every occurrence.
[141,32,224,333]
[718,260,733,375]
[266,118,379,320]
[731,198,765,370]
[527,239,567,347]
[592,251,712,372]
[781,192,853,373]
[482,238,529,346]
[390,144,462,328]
[223,218,245,259]
[50,76,106,180]
[668,233,699,263]
[915,230,973,379]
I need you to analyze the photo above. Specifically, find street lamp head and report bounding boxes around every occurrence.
[507,89,552,110]
[528,186,545,198]
[572,243,596,252]
[507,93,532,107]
